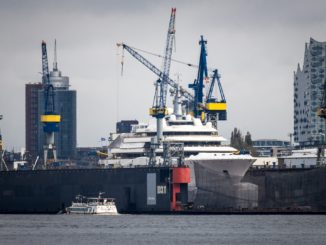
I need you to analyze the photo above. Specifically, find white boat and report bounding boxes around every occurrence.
[66,193,118,215]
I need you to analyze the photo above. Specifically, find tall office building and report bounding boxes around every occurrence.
[25,83,43,158]
[294,38,326,146]
[26,50,76,160]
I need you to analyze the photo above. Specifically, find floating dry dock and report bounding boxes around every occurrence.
[0,166,190,214]
[1,166,326,214]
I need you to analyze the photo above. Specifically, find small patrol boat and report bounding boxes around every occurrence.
[66,192,118,215]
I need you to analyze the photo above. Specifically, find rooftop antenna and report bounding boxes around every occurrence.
[53,39,58,71]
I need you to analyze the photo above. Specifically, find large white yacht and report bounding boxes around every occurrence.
[106,114,253,171]
[102,106,257,209]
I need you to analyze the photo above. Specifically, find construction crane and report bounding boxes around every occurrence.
[205,69,227,128]
[188,36,227,127]
[125,45,216,72]
[118,41,228,125]
[189,36,209,121]
[148,8,176,145]
[40,41,61,166]
[118,36,227,130]
[117,43,194,104]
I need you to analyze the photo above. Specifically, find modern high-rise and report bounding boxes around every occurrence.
[25,83,43,158]
[26,48,76,160]
[294,38,326,146]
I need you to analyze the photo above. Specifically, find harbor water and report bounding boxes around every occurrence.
[1,214,326,244]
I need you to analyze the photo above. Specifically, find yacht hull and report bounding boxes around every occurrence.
[186,157,258,209]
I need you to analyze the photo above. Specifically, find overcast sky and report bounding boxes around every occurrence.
[1,0,326,150]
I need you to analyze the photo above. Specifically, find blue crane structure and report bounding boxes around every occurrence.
[205,69,227,128]
[118,43,194,103]
[188,36,227,128]
[118,9,180,144]
[149,8,176,144]
[40,41,61,166]
[118,33,227,131]
[188,35,208,120]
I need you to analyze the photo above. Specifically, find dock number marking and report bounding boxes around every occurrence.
[157,185,166,194]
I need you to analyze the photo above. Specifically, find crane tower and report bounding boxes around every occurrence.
[149,8,176,145]
[40,41,61,166]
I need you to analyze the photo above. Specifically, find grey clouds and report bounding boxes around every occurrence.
[1,0,326,149]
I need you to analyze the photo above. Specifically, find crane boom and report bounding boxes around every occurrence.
[42,41,55,115]
[160,7,176,108]
[119,43,194,102]
[42,41,50,85]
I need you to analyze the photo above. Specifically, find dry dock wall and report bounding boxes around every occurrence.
[243,167,326,211]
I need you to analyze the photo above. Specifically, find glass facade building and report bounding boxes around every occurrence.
[294,38,326,146]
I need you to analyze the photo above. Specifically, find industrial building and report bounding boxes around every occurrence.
[252,139,290,157]
[25,43,76,161]
[294,38,326,146]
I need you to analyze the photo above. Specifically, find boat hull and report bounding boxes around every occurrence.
[66,204,118,215]
[186,157,258,209]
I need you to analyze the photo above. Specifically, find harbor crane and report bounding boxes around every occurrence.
[40,41,61,166]
[189,35,209,121]
[148,7,176,145]
[119,40,228,127]
[189,36,227,127]
[118,31,227,131]
[205,69,227,128]
[116,43,194,104]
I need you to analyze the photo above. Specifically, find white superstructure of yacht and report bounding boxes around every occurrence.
[106,114,252,167]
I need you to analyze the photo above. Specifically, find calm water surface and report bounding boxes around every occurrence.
[0,214,326,245]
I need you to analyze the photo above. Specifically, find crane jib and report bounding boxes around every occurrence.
[121,43,194,103]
